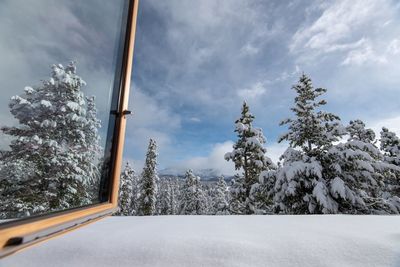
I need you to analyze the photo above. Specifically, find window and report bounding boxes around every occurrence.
[0,0,138,257]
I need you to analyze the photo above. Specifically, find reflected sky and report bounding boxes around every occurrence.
[0,0,126,150]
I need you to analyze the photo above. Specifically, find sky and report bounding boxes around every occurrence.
[0,0,400,176]
[126,0,400,175]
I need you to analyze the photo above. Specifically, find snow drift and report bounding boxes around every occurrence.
[2,216,400,267]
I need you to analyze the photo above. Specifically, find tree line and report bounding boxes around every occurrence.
[0,63,398,217]
[119,74,400,215]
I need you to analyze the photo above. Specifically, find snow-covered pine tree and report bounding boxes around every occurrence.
[225,101,274,214]
[326,120,395,213]
[169,178,180,215]
[116,162,139,216]
[155,178,165,215]
[379,127,400,212]
[83,96,103,200]
[278,74,342,157]
[156,178,175,215]
[0,159,37,218]
[213,176,230,215]
[179,169,207,215]
[203,183,215,215]
[274,74,344,214]
[138,139,159,216]
[227,174,246,214]
[0,62,102,218]
[380,127,400,166]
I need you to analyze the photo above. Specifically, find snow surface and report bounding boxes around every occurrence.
[2,216,400,267]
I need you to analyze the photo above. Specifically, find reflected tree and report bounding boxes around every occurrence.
[0,62,102,218]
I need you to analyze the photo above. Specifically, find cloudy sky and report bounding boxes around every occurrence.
[1,0,400,176]
[126,0,400,175]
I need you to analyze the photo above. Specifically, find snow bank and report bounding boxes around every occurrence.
[3,216,400,267]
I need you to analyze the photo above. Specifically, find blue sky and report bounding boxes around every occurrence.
[125,0,400,174]
[0,0,400,176]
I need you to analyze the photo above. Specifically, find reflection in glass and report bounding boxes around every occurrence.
[0,0,127,220]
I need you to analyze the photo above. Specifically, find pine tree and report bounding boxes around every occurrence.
[225,101,274,214]
[379,127,400,212]
[380,127,400,166]
[203,183,215,215]
[274,74,344,214]
[326,120,392,213]
[0,62,101,218]
[83,96,103,200]
[138,139,159,216]
[116,162,139,216]
[213,176,230,215]
[156,178,176,215]
[278,74,342,157]
[169,178,180,215]
[228,174,247,214]
[179,170,207,215]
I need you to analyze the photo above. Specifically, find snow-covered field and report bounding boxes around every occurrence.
[2,216,400,267]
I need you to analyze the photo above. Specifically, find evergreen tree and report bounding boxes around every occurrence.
[228,174,247,214]
[326,120,392,213]
[213,176,230,215]
[380,127,400,166]
[156,178,175,215]
[0,62,101,218]
[278,74,342,157]
[204,183,216,215]
[169,178,180,215]
[379,127,400,212]
[138,139,159,216]
[225,101,274,214]
[116,162,139,216]
[179,170,207,215]
[274,74,344,214]
[84,96,103,200]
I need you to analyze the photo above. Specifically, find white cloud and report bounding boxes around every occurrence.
[138,0,283,114]
[274,65,302,83]
[171,141,235,176]
[237,82,267,99]
[121,156,144,174]
[371,115,400,137]
[189,117,201,123]
[129,87,181,131]
[340,37,400,66]
[290,0,394,62]
[124,86,181,162]
[387,39,400,55]
[341,42,387,66]
[266,142,288,164]
[240,43,259,56]
[167,140,288,176]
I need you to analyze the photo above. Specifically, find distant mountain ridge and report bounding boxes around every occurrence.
[159,168,233,181]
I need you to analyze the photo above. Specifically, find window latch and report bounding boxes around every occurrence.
[110,110,133,117]
[122,110,132,116]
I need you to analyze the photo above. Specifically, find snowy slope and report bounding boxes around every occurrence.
[2,216,400,267]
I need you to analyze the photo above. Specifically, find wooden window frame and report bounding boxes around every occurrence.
[0,0,139,258]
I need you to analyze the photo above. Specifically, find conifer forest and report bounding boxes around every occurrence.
[1,64,400,218]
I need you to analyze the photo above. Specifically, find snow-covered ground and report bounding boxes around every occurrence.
[2,216,400,267]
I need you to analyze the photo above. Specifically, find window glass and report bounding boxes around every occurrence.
[0,0,129,220]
